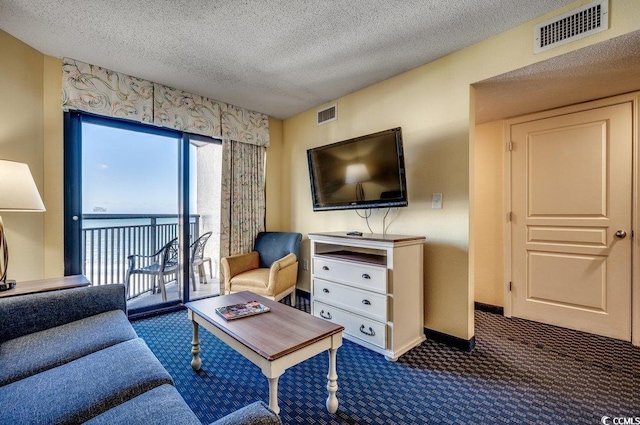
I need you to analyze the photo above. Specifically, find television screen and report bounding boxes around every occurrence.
[307,127,408,211]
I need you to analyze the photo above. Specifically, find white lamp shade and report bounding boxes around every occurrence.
[0,160,46,212]
[344,163,370,184]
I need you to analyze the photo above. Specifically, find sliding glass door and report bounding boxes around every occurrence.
[64,112,221,316]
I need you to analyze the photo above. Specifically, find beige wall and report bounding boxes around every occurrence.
[43,55,64,278]
[473,121,505,307]
[282,0,640,340]
[265,117,285,231]
[0,31,46,281]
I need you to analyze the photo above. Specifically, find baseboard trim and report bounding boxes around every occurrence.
[474,302,504,315]
[424,328,476,352]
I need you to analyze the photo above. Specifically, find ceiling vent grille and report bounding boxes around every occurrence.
[317,104,337,125]
[534,0,608,54]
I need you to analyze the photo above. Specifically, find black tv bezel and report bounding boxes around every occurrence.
[307,127,408,212]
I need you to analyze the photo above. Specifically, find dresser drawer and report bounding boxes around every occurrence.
[313,300,387,349]
[313,257,387,294]
[313,278,388,322]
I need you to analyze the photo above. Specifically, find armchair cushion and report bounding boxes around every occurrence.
[225,254,300,302]
[254,232,302,268]
[227,270,271,297]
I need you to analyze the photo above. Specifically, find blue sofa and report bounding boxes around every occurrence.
[0,284,281,425]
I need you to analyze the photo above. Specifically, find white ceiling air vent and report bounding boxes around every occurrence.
[534,0,608,54]
[317,104,337,125]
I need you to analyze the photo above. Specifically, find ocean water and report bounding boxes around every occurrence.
[82,217,179,229]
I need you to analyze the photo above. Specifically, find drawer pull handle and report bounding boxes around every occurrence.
[360,325,375,336]
[362,273,371,279]
[320,310,332,320]
[322,266,330,271]
[362,299,371,305]
[323,288,330,293]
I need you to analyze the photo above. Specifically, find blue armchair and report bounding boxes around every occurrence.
[221,232,302,306]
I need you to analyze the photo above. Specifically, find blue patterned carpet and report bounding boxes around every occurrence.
[132,296,639,424]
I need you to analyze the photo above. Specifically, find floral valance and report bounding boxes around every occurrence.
[62,57,269,146]
[153,83,222,138]
[62,59,153,123]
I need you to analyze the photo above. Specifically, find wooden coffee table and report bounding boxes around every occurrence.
[185,291,344,414]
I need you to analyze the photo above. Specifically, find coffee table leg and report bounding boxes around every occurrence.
[326,347,339,413]
[267,376,280,414]
[191,321,202,371]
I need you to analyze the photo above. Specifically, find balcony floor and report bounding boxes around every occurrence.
[127,278,221,310]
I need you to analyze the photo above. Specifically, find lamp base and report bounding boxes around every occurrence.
[0,280,16,292]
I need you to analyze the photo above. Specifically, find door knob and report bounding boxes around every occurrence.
[615,230,627,239]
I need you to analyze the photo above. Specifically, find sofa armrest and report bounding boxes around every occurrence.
[210,401,282,425]
[0,284,126,343]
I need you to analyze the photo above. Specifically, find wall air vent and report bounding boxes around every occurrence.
[534,0,608,54]
[317,104,337,125]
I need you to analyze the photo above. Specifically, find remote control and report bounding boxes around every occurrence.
[346,231,363,236]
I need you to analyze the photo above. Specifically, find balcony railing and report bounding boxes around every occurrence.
[82,214,200,299]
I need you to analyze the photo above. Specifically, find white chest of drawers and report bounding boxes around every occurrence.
[309,232,426,361]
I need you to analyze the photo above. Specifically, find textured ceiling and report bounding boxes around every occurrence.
[475,30,640,124]
[0,0,575,119]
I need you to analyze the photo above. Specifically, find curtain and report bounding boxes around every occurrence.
[219,140,266,259]
[62,58,269,146]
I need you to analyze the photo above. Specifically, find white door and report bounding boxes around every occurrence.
[510,102,632,341]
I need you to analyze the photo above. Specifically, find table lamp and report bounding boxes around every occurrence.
[0,160,46,291]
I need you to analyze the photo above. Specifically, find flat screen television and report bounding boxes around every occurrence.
[307,127,408,211]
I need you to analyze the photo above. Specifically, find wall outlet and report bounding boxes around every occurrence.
[302,259,309,270]
[432,193,443,209]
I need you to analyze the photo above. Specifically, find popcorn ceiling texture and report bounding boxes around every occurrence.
[0,0,573,119]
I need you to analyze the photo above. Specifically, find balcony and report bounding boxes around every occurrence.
[82,214,219,307]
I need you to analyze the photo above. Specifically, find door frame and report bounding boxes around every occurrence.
[503,91,640,346]
[63,110,193,314]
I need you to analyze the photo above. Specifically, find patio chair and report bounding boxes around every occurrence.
[189,231,214,290]
[221,231,302,306]
[125,237,179,302]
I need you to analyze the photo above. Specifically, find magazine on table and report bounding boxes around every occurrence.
[215,300,271,321]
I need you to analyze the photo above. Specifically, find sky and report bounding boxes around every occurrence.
[82,122,197,214]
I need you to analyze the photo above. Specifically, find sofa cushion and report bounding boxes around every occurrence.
[0,309,137,386]
[0,337,173,425]
[84,384,201,425]
[0,284,127,342]
[211,401,282,425]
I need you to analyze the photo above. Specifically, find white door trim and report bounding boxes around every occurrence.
[503,91,640,346]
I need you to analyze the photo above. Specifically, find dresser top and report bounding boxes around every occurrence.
[308,232,425,243]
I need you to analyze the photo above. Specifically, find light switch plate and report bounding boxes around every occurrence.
[432,193,443,209]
